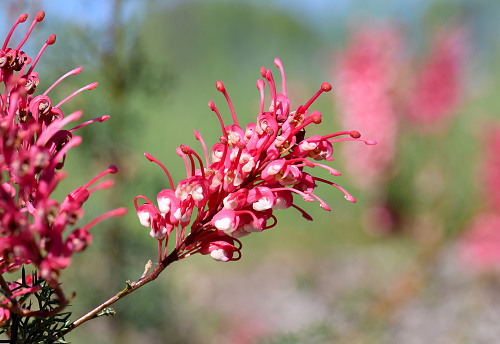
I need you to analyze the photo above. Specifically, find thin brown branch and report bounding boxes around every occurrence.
[61,250,178,336]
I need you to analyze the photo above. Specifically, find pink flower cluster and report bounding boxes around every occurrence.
[0,12,126,288]
[459,213,500,273]
[135,58,376,263]
[458,125,500,273]
[404,29,466,127]
[335,27,400,188]
[334,26,465,189]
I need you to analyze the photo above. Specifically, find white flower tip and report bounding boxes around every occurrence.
[211,249,230,262]
[192,185,204,201]
[215,218,234,232]
[253,197,273,211]
[138,211,151,227]
[158,197,171,213]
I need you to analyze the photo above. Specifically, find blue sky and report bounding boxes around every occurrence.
[0,0,427,31]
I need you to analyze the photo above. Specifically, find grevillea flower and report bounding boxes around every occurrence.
[334,27,400,189]
[0,12,126,314]
[458,213,500,273]
[403,28,466,129]
[135,58,376,263]
[479,124,500,212]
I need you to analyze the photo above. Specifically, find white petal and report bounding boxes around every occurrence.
[158,197,171,213]
[139,211,151,227]
[192,185,204,201]
[253,197,272,211]
[215,217,233,232]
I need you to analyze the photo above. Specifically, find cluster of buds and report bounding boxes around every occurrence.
[0,11,126,310]
[135,58,376,263]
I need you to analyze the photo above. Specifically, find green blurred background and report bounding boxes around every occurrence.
[2,0,500,343]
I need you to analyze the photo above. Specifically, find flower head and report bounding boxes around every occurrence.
[135,58,376,263]
[334,27,400,189]
[0,12,126,286]
[403,28,466,128]
[458,213,500,273]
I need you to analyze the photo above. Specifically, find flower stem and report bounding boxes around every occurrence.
[61,250,178,336]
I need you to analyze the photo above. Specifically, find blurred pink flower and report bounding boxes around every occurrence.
[458,213,500,273]
[334,27,400,188]
[404,28,466,129]
[0,12,126,287]
[135,58,376,263]
[481,124,500,212]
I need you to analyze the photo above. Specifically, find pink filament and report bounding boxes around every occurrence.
[297,83,332,115]
[274,57,287,97]
[81,165,118,191]
[144,152,175,190]
[290,204,313,221]
[182,144,206,179]
[43,66,83,96]
[134,195,154,211]
[265,69,277,116]
[209,100,227,137]
[26,34,56,75]
[55,82,98,108]
[256,79,265,117]
[216,80,239,126]
[15,11,45,51]
[88,180,115,194]
[81,207,127,231]
[176,147,192,178]
[312,176,357,203]
[3,13,28,51]
[194,129,210,168]
[69,115,109,133]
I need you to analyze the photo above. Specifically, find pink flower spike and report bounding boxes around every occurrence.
[2,13,28,51]
[15,11,45,51]
[55,82,98,109]
[144,152,175,190]
[216,80,239,126]
[26,34,56,75]
[43,66,83,96]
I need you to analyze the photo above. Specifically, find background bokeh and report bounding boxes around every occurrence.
[2,0,500,343]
